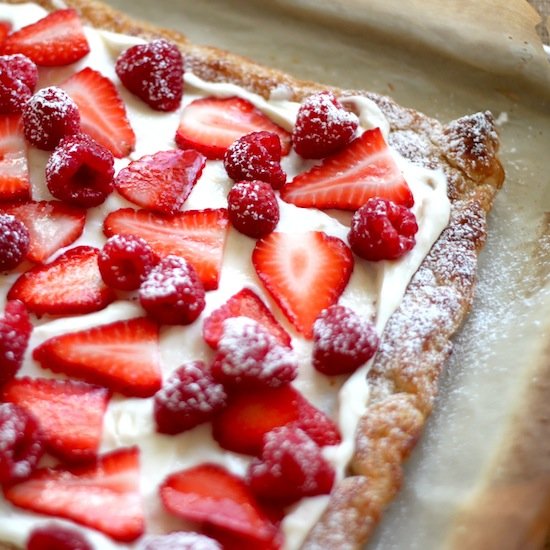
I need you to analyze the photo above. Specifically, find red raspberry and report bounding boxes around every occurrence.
[116,39,184,112]
[312,304,379,375]
[0,69,31,114]
[27,524,92,550]
[0,300,32,386]
[227,180,280,239]
[224,131,286,189]
[0,54,38,91]
[0,213,30,270]
[293,91,359,159]
[348,197,418,261]
[154,361,227,434]
[23,86,80,150]
[0,402,44,484]
[211,317,297,390]
[139,255,206,325]
[98,234,158,291]
[46,133,115,207]
[247,426,335,504]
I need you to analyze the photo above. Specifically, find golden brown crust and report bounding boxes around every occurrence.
[0,1,505,548]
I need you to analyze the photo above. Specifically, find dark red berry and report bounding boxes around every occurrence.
[293,91,358,159]
[98,234,158,291]
[139,255,206,325]
[23,86,80,150]
[116,39,183,112]
[0,402,44,485]
[0,54,38,91]
[46,133,115,207]
[312,304,379,375]
[227,180,279,239]
[348,197,418,261]
[0,69,31,114]
[247,425,335,504]
[139,532,222,550]
[0,300,32,386]
[154,361,227,434]
[211,317,297,390]
[0,213,30,270]
[224,131,286,189]
[27,524,92,550]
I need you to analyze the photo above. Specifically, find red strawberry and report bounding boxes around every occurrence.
[7,246,115,316]
[0,114,30,202]
[0,9,90,67]
[4,447,144,542]
[175,97,291,160]
[252,231,353,339]
[1,377,110,463]
[281,127,414,210]
[160,463,279,546]
[202,287,291,349]
[61,67,135,158]
[212,385,341,455]
[0,22,12,44]
[1,200,86,263]
[103,208,229,291]
[114,149,206,214]
[33,317,162,398]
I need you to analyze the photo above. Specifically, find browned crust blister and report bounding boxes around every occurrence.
[0,1,505,548]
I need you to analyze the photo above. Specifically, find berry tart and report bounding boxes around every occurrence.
[0,1,504,549]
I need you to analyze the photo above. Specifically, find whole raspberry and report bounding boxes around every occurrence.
[211,317,297,390]
[0,68,32,114]
[27,524,92,550]
[348,197,418,261]
[0,54,38,91]
[154,361,227,434]
[0,300,32,386]
[98,234,158,291]
[0,402,44,485]
[224,131,286,189]
[139,255,206,325]
[116,39,184,112]
[46,133,115,207]
[247,425,335,504]
[293,91,359,159]
[23,86,80,150]
[312,304,379,375]
[0,213,30,270]
[227,180,280,239]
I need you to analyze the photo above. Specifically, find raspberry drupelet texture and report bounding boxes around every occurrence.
[0,300,32,386]
[0,213,30,271]
[0,69,31,114]
[26,524,92,550]
[0,54,38,91]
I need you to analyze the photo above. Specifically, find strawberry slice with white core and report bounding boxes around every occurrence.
[281,127,414,210]
[252,231,354,338]
[0,9,90,67]
[33,317,162,398]
[61,67,136,158]
[114,149,206,214]
[7,246,115,316]
[175,96,291,160]
[1,377,110,463]
[1,200,86,263]
[103,208,229,291]
[0,115,30,202]
[4,447,144,542]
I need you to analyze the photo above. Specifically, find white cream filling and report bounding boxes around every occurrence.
[0,4,451,550]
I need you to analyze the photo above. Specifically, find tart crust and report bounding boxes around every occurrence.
[0,1,505,548]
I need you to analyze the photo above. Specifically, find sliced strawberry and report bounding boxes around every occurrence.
[114,149,206,214]
[60,67,135,158]
[0,9,90,67]
[103,208,229,291]
[4,447,144,542]
[7,246,115,316]
[0,115,30,202]
[281,127,414,210]
[202,288,291,349]
[212,385,341,455]
[175,97,291,160]
[160,463,279,546]
[252,231,353,339]
[1,200,86,263]
[0,22,12,44]
[33,317,162,398]
[1,377,110,463]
